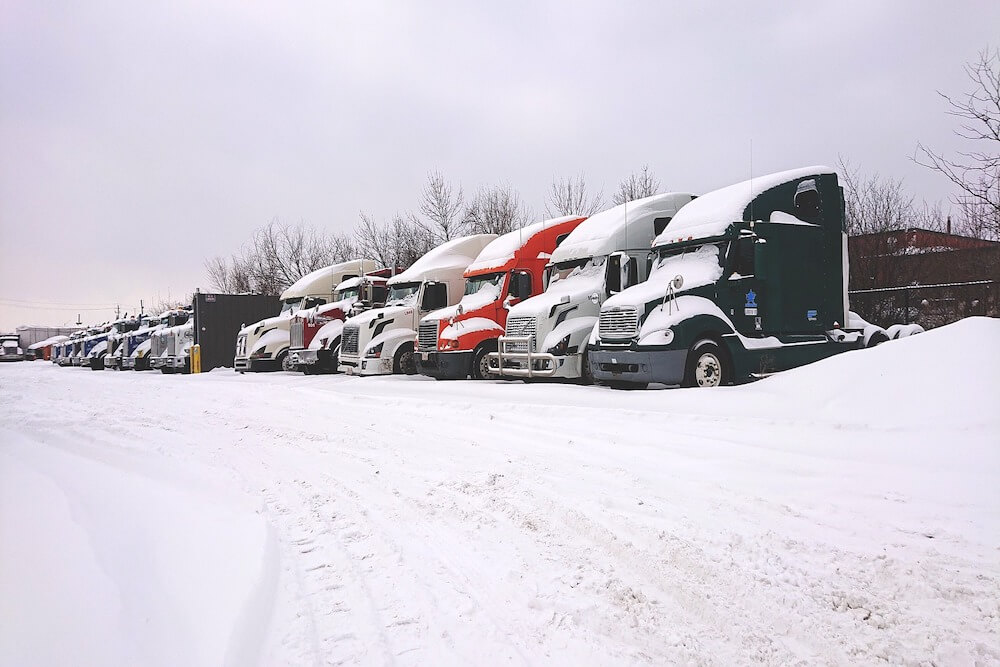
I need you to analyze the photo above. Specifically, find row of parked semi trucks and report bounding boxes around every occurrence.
[48,167,923,388]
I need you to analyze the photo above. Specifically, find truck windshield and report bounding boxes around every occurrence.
[334,286,360,302]
[280,298,303,316]
[651,243,725,284]
[386,282,421,306]
[464,272,505,296]
[549,256,605,286]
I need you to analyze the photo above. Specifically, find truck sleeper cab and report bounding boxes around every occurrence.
[416,216,587,380]
[234,259,377,373]
[289,269,394,373]
[338,235,497,376]
[488,193,696,381]
[590,167,882,389]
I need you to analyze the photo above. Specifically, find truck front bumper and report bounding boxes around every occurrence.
[486,350,582,379]
[339,355,391,376]
[167,356,190,371]
[416,350,472,380]
[589,348,687,386]
[291,348,335,370]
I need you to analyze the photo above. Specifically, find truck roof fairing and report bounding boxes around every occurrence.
[280,259,380,300]
[387,235,497,286]
[464,216,586,276]
[654,166,835,246]
[551,193,696,264]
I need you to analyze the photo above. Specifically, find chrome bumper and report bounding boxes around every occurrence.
[487,335,561,378]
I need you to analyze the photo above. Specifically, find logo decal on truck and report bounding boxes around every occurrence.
[744,289,758,316]
[807,309,817,321]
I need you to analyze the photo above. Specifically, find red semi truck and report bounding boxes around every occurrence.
[415,215,587,380]
[288,268,396,373]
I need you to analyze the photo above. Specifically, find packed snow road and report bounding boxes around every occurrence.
[2,318,999,666]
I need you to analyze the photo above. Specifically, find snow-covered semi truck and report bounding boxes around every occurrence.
[288,268,395,373]
[488,193,696,381]
[234,260,377,373]
[150,310,192,372]
[588,166,906,389]
[338,235,497,376]
[416,216,587,380]
[159,319,195,374]
[128,310,184,371]
[0,334,22,362]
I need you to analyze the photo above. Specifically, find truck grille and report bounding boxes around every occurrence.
[418,320,439,351]
[341,324,359,355]
[599,307,639,340]
[290,320,304,348]
[151,334,166,357]
[504,316,536,353]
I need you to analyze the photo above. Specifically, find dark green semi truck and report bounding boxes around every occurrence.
[589,166,907,388]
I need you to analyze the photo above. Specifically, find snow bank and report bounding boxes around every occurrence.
[0,431,277,667]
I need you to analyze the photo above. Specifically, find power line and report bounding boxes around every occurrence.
[0,297,119,308]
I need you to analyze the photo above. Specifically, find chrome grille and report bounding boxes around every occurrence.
[418,320,439,351]
[341,324,360,355]
[504,316,536,352]
[290,320,304,348]
[599,307,639,340]
[151,333,166,357]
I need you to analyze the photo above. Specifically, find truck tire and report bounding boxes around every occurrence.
[471,341,498,380]
[279,350,293,372]
[393,343,416,375]
[683,339,730,388]
[579,348,594,385]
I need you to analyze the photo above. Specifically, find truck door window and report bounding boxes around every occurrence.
[555,233,570,247]
[421,282,447,310]
[372,285,388,304]
[653,216,672,236]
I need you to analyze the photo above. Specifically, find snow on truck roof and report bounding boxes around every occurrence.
[654,165,835,245]
[281,259,379,300]
[387,235,497,286]
[551,193,696,264]
[464,216,584,275]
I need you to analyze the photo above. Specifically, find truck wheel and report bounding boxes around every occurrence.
[393,343,416,375]
[683,339,729,388]
[580,348,594,385]
[471,342,498,380]
[866,331,889,348]
[279,350,293,372]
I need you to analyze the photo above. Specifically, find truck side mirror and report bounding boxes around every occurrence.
[735,236,756,276]
[606,254,622,294]
[509,271,532,300]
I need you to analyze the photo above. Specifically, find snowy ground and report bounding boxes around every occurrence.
[1,318,998,666]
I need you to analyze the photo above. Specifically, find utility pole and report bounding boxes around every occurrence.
[115,304,121,319]
[76,313,82,325]
[140,299,144,315]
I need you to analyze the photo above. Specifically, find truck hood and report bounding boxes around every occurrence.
[240,314,292,336]
[346,305,412,329]
[506,269,604,321]
[602,245,724,313]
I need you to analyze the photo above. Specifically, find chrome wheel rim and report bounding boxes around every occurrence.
[695,352,722,387]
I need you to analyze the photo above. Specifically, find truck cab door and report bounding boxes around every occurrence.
[721,234,763,336]
[606,252,637,295]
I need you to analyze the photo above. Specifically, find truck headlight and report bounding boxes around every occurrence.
[443,338,459,350]
[366,342,383,358]
[547,334,571,356]
[662,328,674,344]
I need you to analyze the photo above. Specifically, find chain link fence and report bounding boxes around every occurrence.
[849,280,998,329]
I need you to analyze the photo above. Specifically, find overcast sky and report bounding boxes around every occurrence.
[1,0,997,330]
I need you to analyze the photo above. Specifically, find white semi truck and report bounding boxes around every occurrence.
[234,259,377,372]
[338,234,496,376]
[488,193,696,381]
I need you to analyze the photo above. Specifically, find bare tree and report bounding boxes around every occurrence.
[204,220,354,295]
[544,174,605,217]
[354,211,433,270]
[839,158,920,237]
[409,171,468,243]
[464,183,532,235]
[612,165,661,205]
[916,47,1000,239]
